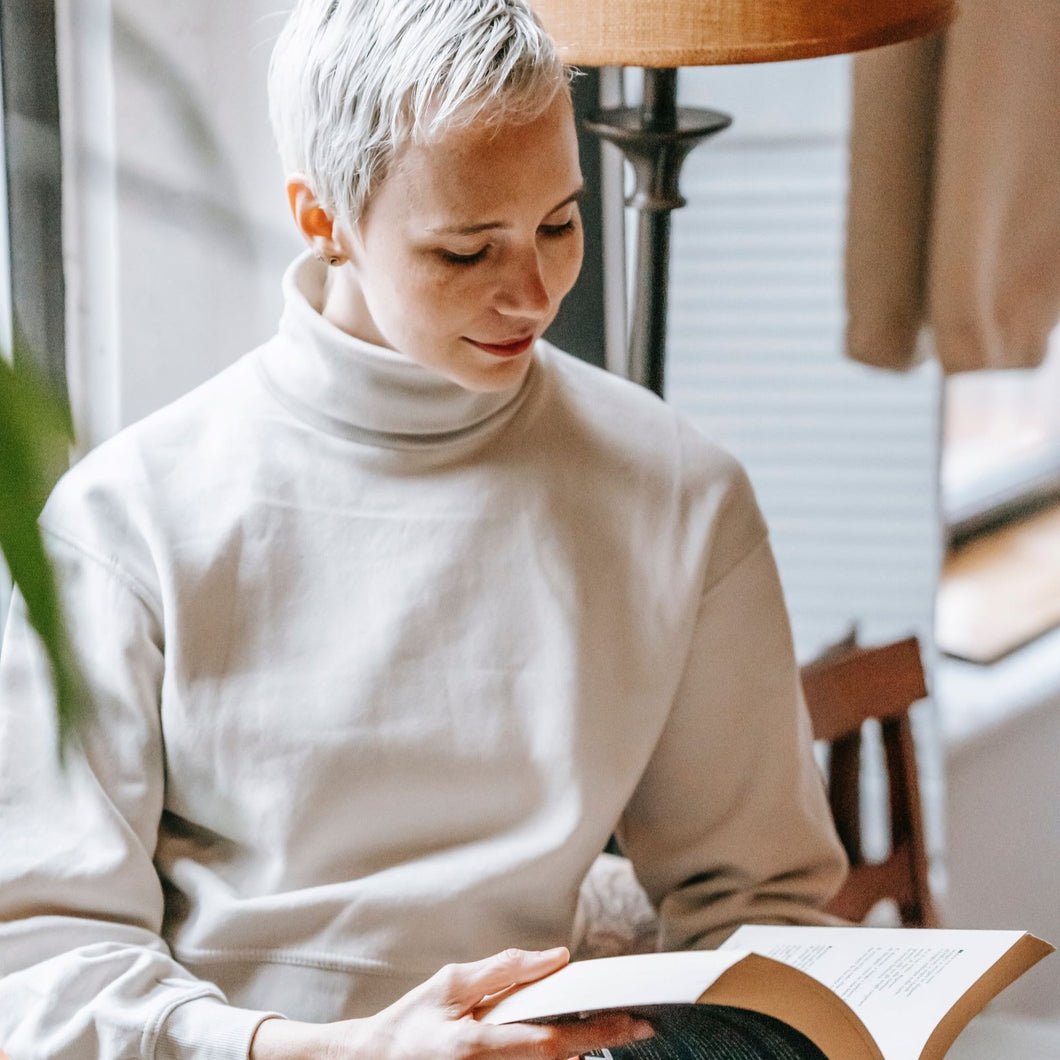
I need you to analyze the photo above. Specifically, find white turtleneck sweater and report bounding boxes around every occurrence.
[0,256,845,1059]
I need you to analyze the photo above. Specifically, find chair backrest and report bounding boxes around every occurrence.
[800,635,938,928]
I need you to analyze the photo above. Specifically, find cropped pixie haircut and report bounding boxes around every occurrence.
[269,0,569,223]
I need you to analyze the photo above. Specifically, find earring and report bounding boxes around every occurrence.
[328,256,341,267]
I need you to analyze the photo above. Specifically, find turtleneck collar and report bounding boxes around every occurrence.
[254,253,535,448]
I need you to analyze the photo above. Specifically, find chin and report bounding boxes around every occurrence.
[445,357,533,394]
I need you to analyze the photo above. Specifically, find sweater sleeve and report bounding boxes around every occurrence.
[0,535,278,1059]
[615,527,849,951]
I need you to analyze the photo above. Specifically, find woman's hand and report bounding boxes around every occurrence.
[249,947,653,1059]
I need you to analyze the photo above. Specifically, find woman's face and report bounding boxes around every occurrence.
[327,90,584,392]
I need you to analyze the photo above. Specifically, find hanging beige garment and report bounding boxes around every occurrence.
[845,0,1060,373]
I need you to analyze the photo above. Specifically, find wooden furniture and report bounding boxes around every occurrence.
[800,635,938,927]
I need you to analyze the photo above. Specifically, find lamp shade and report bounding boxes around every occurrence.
[529,0,956,67]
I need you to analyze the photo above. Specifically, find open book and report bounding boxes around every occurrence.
[479,926,1053,1059]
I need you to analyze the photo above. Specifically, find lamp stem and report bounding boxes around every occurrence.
[641,66,677,128]
[630,187,672,396]
[584,70,731,397]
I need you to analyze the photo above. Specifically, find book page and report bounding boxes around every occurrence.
[722,926,1027,1060]
[479,951,748,1026]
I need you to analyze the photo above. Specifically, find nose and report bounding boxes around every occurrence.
[495,248,551,318]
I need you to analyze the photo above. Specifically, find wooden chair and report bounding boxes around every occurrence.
[800,634,939,927]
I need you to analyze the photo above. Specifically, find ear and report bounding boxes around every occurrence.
[287,177,348,265]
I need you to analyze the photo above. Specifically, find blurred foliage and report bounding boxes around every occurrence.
[0,340,87,757]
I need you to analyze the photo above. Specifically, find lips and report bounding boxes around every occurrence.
[466,335,535,358]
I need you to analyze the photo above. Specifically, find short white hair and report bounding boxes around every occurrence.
[268,0,569,223]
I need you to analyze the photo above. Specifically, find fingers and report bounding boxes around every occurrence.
[484,1011,655,1059]
[409,949,655,1058]
[424,948,572,1015]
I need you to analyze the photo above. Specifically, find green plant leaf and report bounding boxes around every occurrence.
[0,351,88,758]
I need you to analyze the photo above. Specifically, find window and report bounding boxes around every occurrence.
[935,330,1060,663]
[941,330,1060,540]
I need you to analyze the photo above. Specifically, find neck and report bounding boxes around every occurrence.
[320,265,390,349]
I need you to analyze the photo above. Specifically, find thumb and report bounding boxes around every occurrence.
[424,947,571,1016]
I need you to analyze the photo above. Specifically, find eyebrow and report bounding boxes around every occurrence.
[427,186,585,236]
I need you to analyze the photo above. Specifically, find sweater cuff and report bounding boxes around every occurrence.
[155,995,283,1060]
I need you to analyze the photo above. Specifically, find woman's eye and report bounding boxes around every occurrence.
[435,219,576,266]
[540,219,577,238]
[439,246,489,266]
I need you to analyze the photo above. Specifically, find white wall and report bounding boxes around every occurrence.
[57,0,301,449]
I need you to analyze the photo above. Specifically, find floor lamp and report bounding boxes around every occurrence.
[530,0,955,397]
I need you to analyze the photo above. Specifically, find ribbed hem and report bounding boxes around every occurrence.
[154,996,283,1060]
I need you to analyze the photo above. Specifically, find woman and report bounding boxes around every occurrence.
[0,1,846,1057]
